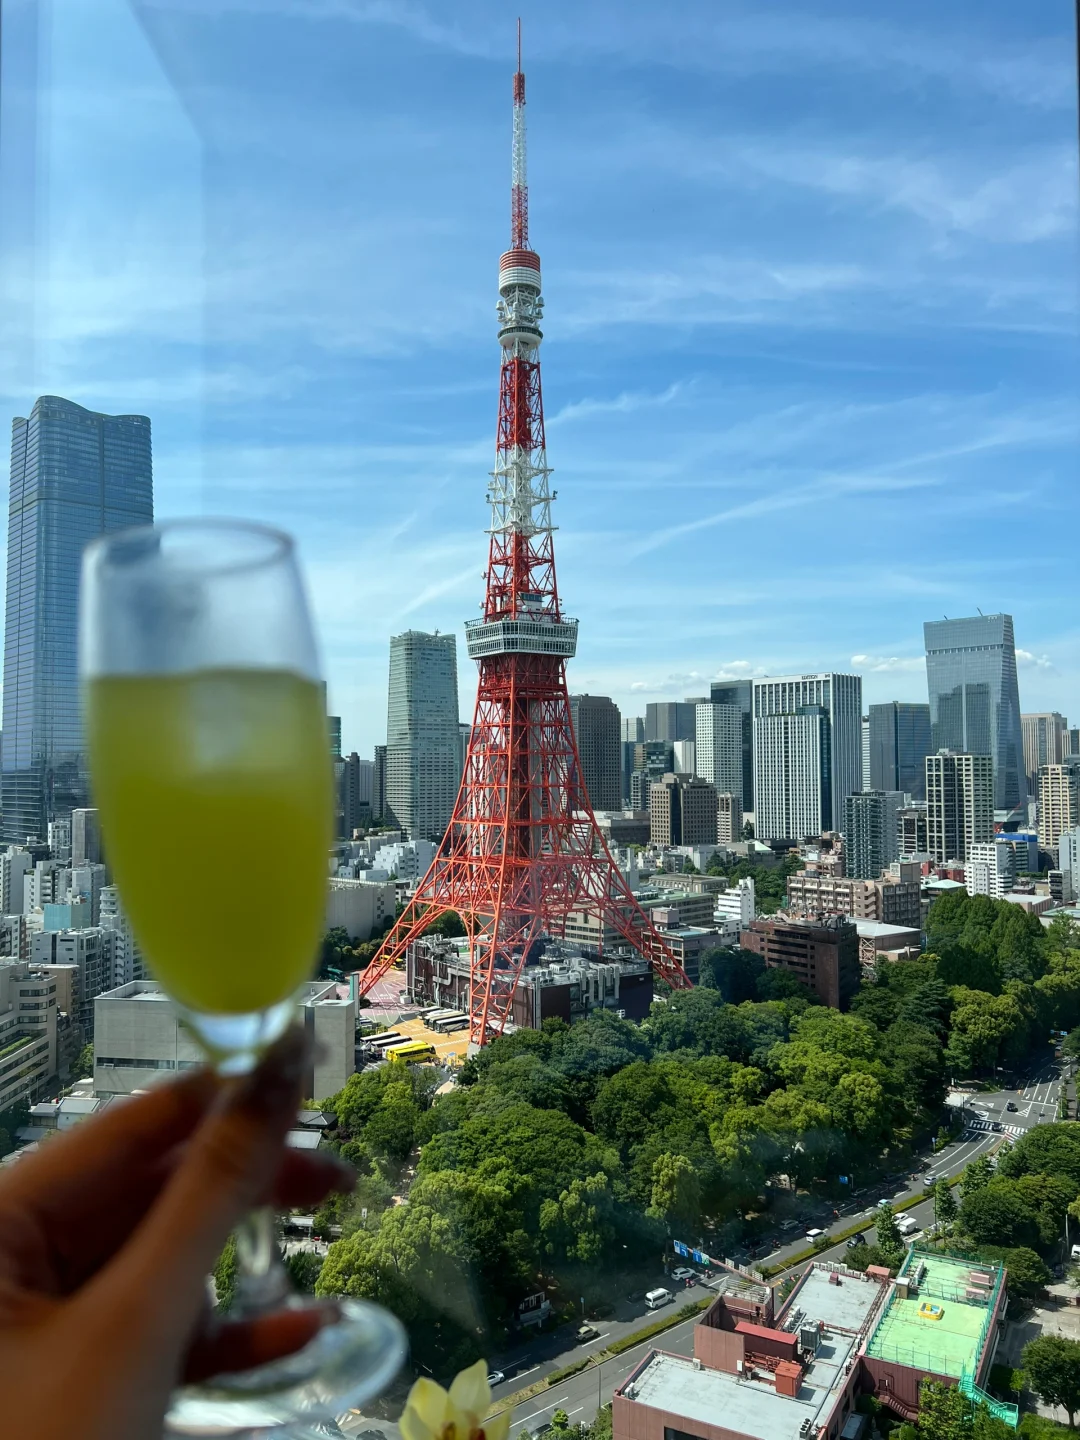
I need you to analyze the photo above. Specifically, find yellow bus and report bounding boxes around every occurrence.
[385,1040,436,1064]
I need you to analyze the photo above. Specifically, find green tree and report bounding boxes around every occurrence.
[70,1042,94,1080]
[284,1249,324,1293]
[934,1177,958,1231]
[961,1154,995,1199]
[647,1152,700,1231]
[918,1378,971,1439]
[213,1234,238,1312]
[1023,1335,1080,1428]
[960,1182,1041,1251]
[875,1202,903,1265]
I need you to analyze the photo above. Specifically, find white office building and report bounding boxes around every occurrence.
[965,841,1016,900]
[752,674,862,841]
[695,703,743,808]
[1059,826,1080,906]
[326,877,397,940]
[100,885,145,987]
[372,840,436,884]
[752,710,827,842]
[713,877,755,942]
[93,979,355,1101]
[0,847,31,914]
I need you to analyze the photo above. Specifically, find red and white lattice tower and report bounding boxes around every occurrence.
[356,27,691,1044]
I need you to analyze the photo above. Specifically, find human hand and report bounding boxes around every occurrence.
[0,1027,356,1440]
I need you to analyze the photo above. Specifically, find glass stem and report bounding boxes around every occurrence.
[232,1206,291,1315]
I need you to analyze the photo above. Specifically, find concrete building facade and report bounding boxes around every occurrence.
[1037,758,1080,855]
[649,773,719,847]
[1022,712,1068,794]
[925,751,994,863]
[741,915,860,1009]
[843,790,903,880]
[94,979,355,1100]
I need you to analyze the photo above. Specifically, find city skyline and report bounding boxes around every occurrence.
[0,1,1076,757]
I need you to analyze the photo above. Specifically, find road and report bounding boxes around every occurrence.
[338,1060,1062,1440]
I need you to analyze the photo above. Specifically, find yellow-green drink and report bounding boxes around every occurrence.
[86,667,331,1014]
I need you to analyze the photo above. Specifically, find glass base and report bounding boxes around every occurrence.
[179,997,297,1075]
[164,1298,408,1436]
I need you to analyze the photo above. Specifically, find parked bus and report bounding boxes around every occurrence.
[386,1040,436,1064]
[432,1015,469,1033]
[423,1009,458,1028]
[365,1032,406,1053]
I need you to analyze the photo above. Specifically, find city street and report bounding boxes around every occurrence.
[339,1059,1064,1440]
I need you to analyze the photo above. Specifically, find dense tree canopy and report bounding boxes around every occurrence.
[308,902,1080,1378]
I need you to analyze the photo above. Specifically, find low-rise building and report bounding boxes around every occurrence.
[326,877,397,940]
[94,979,355,1100]
[741,916,860,1009]
[614,1251,1010,1440]
[405,937,653,1028]
[965,842,1016,900]
[0,959,58,1111]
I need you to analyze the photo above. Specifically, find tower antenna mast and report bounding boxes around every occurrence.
[356,26,690,1043]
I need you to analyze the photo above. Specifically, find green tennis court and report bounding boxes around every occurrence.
[865,1253,998,1379]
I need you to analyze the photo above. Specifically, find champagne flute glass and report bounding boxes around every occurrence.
[80,518,406,1434]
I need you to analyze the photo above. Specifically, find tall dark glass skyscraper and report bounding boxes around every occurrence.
[2,397,153,842]
[868,701,932,800]
[923,614,1026,814]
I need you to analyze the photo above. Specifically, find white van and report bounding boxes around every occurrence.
[645,1288,673,1310]
[897,1216,919,1237]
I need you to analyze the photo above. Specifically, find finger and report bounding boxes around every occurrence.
[183,1305,340,1383]
[268,1149,356,1209]
[76,1026,311,1354]
[0,1068,218,1223]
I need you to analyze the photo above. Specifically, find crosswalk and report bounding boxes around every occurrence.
[963,1118,1024,1138]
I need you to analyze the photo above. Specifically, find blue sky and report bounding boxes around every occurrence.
[1,0,1077,754]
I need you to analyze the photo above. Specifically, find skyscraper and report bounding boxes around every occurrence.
[2,396,153,842]
[868,702,932,800]
[341,753,374,836]
[843,791,903,880]
[373,744,387,822]
[925,751,994,863]
[695,702,743,809]
[923,615,1026,813]
[752,674,862,841]
[385,630,460,841]
[645,702,695,744]
[569,694,621,811]
[710,679,754,812]
[1022,713,1068,794]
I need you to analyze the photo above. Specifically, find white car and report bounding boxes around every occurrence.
[805,1228,825,1241]
[671,1266,696,1282]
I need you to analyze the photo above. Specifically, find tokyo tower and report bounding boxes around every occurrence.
[356,27,691,1045]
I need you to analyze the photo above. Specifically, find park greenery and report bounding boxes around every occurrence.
[704,849,805,914]
[306,896,1080,1377]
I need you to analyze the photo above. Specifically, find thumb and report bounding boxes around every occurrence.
[81,1026,311,1345]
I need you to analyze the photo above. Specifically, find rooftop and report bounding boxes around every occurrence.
[864,1251,1003,1379]
[623,1263,888,1440]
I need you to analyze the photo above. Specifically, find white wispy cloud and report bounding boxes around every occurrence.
[1016,648,1054,671]
[850,654,926,674]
